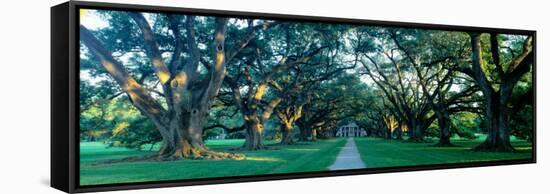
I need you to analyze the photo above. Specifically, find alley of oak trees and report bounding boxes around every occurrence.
[79,10,534,160]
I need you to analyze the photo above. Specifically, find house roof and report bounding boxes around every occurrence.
[340,122,358,128]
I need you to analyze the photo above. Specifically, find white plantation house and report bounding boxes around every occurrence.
[335,122,366,137]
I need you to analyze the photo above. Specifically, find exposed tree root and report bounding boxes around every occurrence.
[297,138,318,142]
[404,138,430,143]
[231,144,277,151]
[91,154,158,166]
[91,150,245,166]
[472,142,516,152]
[431,142,457,147]
[161,150,246,160]
[277,141,311,146]
[278,140,297,145]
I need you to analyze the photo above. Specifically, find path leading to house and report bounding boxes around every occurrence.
[328,138,366,170]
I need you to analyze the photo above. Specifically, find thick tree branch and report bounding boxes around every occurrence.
[469,33,495,96]
[200,18,229,103]
[226,21,280,63]
[507,36,533,74]
[204,124,246,133]
[167,15,184,74]
[128,12,172,85]
[80,25,168,128]
[490,33,504,76]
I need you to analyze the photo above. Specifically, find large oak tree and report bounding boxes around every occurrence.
[80,13,259,159]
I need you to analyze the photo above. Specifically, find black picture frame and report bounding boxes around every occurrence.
[51,1,537,193]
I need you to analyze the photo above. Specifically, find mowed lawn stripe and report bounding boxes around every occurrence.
[80,138,346,185]
[354,137,532,168]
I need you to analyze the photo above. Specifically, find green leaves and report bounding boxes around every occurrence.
[79,9,533,149]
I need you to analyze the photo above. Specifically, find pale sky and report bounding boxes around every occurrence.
[80,9,108,30]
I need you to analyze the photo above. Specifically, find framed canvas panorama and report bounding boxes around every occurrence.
[51,1,536,193]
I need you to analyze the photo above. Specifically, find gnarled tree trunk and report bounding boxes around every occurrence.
[434,111,452,147]
[80,15,247,160]
[407,116,434,142]
[407,119,423,142]
[468,33,533,152]
[474,92,513,151]
[311,128,318,141]
[156,101,242,159]
[276,105,302,145]
[242,115,265,150]
[280,123,294,145]
[297,124,310,141]
[395,123,404,140]
[241,97,282,150]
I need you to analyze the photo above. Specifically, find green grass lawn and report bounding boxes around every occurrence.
[79,138,346,186]
[80,136,533,186]
[354,137,533,168]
